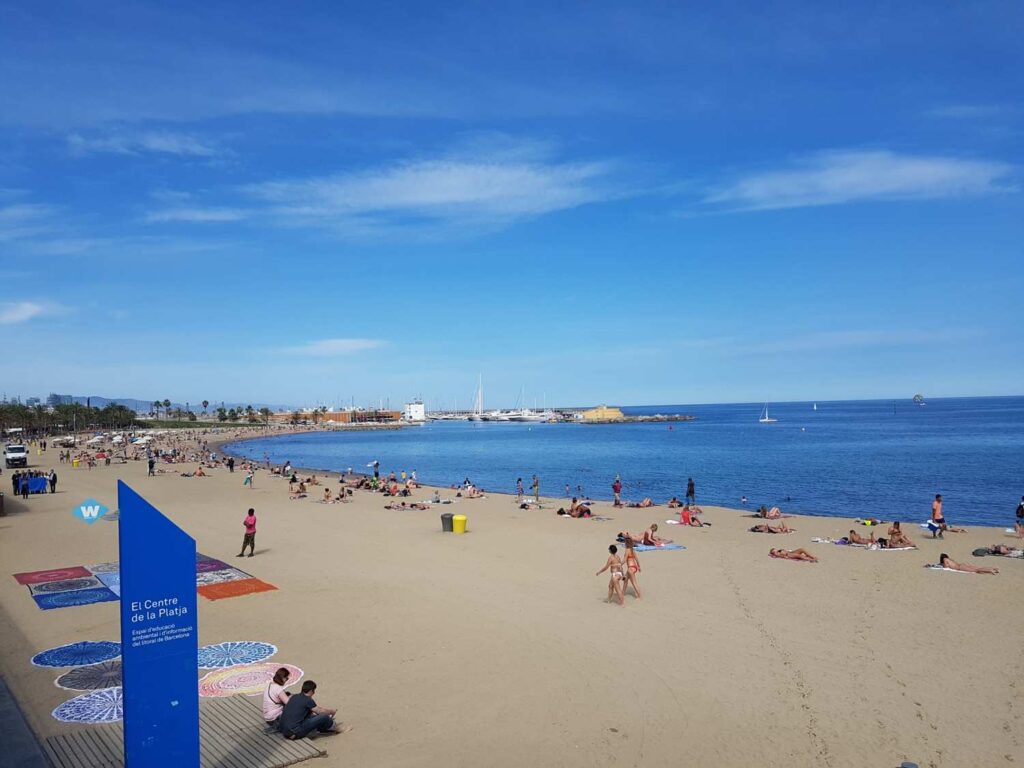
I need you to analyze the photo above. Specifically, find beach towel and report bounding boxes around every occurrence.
[924,565,968,574]
[633,543,685,552]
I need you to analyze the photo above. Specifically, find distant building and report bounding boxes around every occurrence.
[270,409,401,424]
[403,401,426,422]
[25,397,41,406]
[580,404,625,422]
[47,393,72,406]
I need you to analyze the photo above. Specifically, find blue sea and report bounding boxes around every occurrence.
[224,397,1024,527]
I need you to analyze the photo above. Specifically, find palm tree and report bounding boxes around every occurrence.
[216,407,228,422]
[162,399,171,420]
[259,407,272,426]
[152,400,161,419]
[202,400,209,415]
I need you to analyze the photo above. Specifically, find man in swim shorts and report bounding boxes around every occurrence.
[931,494,946,538]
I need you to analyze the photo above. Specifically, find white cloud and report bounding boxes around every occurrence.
[244,149,622,234]
[703,150,1015,212]
[285,339,386,357]
[0,203,54,240]
[145,207,248,223]
[68,131,219,157]
[0,301,61,324]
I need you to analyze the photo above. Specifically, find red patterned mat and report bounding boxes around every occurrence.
[14,566,91,585]
[197,578,278,601]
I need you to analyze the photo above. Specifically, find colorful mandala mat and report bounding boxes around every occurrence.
[198,662,302,698]
[55,660,123,691]
[198,641,277,669]
[33,641,121,668]
[53,686,123,723]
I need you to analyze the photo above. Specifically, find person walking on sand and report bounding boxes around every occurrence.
[686,477,696,506]
[596,544,626,606]
[148,457,156,476]
[516,477,524,503]
[532,474,539,503]
[612,475,622,507]
[1015,496,1024,539]
[931,494,946,538]
[244,468,254,488]
[48,469,57,493]
[237,508,257,557]
[623,538,641,599]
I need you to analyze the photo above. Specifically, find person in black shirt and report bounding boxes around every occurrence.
[1015,495,1024,538]
[279,680,345,740]
[685,477,696,506]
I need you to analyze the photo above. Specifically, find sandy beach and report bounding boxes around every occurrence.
[1,433,1021,767]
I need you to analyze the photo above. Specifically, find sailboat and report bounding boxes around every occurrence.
[759,404,778,423]
[468,375,484,421]
[813,403,817,411]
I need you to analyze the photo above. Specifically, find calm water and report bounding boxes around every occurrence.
[225,397,1024,527]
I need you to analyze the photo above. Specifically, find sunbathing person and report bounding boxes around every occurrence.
[886,522,916,548]
[667,496,682,508]
[680,505,709,527]
[848,529,876,545]
[321,488,333,503]
[762,506,783,519]
[769,548,818,562]
[750,522,793,533]
[568,498,591,518]
[628,498,654,508]
[641,523,670,547]
[937,553,998,574]
[974,544,1023,558]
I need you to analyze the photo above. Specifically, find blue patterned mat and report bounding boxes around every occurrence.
[33,588,119,611]
[198,641,277,669]
[33,641,121,668]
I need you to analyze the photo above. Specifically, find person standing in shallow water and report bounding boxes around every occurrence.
[612,475,622,507]
[516,477,524,503]
[532,474,540,503]
[686,477,695,506]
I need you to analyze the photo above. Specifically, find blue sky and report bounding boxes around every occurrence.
[1,1,1022,409]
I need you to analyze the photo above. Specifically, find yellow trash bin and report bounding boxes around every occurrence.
[452,514,467,534]
[72,459,80,469]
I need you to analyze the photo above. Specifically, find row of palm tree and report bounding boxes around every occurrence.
[0,402,139,435]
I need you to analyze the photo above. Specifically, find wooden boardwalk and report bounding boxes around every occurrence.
[43,696,326,768]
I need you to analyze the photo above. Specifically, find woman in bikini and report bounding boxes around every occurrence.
[769,548,818,562]
[938,554,998,574]
[622,538,641,599]
[596,544,626,605]
[886,521,916,548]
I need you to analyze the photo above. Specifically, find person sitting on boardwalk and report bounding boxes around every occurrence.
[937,554,998,574]
[279,680,347,740]
[262,667,293,730]
[848,529,876,545]
[750,522,793,534]
[769,548,818,562]
[887,522,916,548]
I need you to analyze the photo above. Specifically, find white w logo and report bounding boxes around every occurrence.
[80,505,103,519]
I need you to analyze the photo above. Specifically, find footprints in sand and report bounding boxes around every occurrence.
[718,554,834,767]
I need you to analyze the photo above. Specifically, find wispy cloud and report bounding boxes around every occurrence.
[0,203,53,240]
[0,301,63,325]
[145,207,248,223]
[926,104,1016,120]
[703,150,1016,212]
[68,131,219,157]
[243,145,623,236]
[284,339,386,357]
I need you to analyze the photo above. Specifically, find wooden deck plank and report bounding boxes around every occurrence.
[43,695,326,768]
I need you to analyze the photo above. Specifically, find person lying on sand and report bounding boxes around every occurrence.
[596,544,626,606]
[937,553,997,574]
[848,529,876,545]
[886,522,916,548]
[750,522,793,533]
[770,548,818,562]
[973,544,1023,558]
[628,498,654,508]
[762,506,783,519]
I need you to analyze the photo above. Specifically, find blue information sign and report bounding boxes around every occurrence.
[117,481,200,767]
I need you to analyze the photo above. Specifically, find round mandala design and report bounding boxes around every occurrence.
[198,641,277,669]
[52,686,123,723]
[33,641,121,668]
[56,660,123,691]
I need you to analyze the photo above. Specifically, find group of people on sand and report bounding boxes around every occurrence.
[596,539,643,605]
[262,668,349,740]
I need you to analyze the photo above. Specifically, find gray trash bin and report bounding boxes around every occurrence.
[441,512,454,533]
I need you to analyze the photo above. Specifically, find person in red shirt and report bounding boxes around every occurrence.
[612,476,623,507]
[237,508,257,558]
